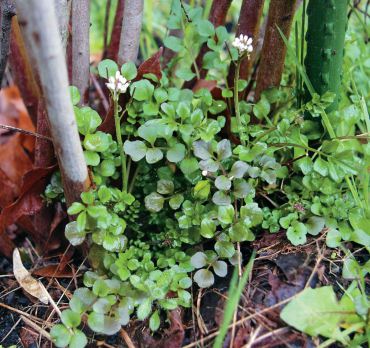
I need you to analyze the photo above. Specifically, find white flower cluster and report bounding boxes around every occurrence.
[106,71,130,95]
[232,34,253,56]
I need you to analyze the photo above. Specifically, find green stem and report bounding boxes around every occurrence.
[234,59,246,146]
[114,99,128,192]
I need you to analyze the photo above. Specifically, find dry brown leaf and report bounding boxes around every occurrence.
[13,248,49,304]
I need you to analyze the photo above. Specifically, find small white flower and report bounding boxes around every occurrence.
[202,170,208,177]
[106,71,130,96]
[232,34,253,56]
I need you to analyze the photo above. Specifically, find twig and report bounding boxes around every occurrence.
[21,315,52,341]
[91,73,109,112]
[0,0,16,86]
[0,124,52,141]
[119,328,136,348]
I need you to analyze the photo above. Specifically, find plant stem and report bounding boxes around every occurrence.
[234,59,246,146]
[114,99,128,192]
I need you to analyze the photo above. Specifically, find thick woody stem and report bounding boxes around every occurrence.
[9,17,40,124]
[105,0,124,61]
[15,0,90,206]
[54,0,71,54]
[117,0,143,65]
[227,0,265,88]
[71,0,90,103]
[0,0,16,86]
[254,0,297,101]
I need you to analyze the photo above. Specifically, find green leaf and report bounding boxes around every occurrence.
[69,330,87,348]
[176,67,196,81]
[326,228,341,248]
[306,216,325,236]
[131,80,154,101]
[313,157,328,176]
[212,191,231,206]
[193,269,214,288]
[93,279,110,297]
[75,107,102,135]
[83,132,110,152]
[137,298,152,320]
[61,309,81,328]
[163,36,183,52]
[84,151,100,166]
[146,148,163,163]
[297,156,313,175]
[233,179,252,198]
[124,140,147,162]
[213,260,227,277]
[215,175,231,191]
[93,298,112,314]
[138,123,158,144]
[145,192,164,212]
[149,310,161,331]
[287,221,307,246]
[50,324,72,347]
[215,241,235,258]
[229,161,249,178]
[193,140,212,160]
[157,179,174,194]
[229,222,254,242]
[240,203,263,227]
[67,202,85,215]
[121,61,137,80]
[69,86,80,105]
[100,159,116,177]
[180,158,199,175]
[280,286,343,339]
[197,19,214,37]
[190,251,207,268]
[218,205,234,225]
[169,194,184,210]
[217,139,232,160]
[88,312,121,335]
[98,186,112,203]
[253,96,270,119]
[200,218,216,238]
[69,288,97,313]
[167,143,186,163]
[193,180,210,200]
[76,211,87,233]
[98,59,118,79]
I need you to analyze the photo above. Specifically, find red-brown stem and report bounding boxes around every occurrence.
[227,0,265,89]
[9,17,40,125]
[254,0,297,101]
[184,0,232,89]
[105,0,124,61]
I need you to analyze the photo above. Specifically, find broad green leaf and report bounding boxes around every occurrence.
[180,157,199,175]
[213,260,227,277]
[146,148,163,164]
[197,19,214,37]
[61,309,81,328]
[145,192,164,212]
[163,36,183,52]
[200,218,216,238]
[167,143,186,163]
[326,228,342,248]
[157,179,174,194]
[193,180,210,200]
[229,161,249,178]
[190,251,207,268]
[149,310,161,331]
[88,312,121,335]
[98,59,118,79]
[124,140,147,162]
[69,86,80,105]
[193,269,214,288]
[50,324,72,347]
[121,61,137,80]
[100,159,115,177]
[131,80,154,101]
[217,139,232,160]
[137,298,152,320]
[212,191,231,206]
[69,330,87,348]
[287,221,307,246]
[215,241,235,258]
[313,157,328,176]
[193,140,212,160]
[169,194,184,210]
[306,216,325,236]
[280,286,343,339]
[215,175,231,191]
[218,205,234,225]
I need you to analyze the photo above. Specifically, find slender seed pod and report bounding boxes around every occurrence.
[304,0,349,112]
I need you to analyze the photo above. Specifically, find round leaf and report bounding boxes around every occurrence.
[193,269,214,288]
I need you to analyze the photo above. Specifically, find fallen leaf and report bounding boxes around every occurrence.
[33,264,74,278]
[13,248,49,304]
[137,47,163,81]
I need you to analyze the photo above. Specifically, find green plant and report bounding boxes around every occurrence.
[47,2,369,347]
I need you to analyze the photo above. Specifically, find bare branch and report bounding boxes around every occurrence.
[54,0,71,54]
[117,0,143,65]
[15,0,90,206]
[0,0,16,86]
[71,0,90,103]
[105,0,124,61]
[255,0,297,101]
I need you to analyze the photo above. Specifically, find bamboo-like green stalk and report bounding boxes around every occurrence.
[304,0,349,112]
